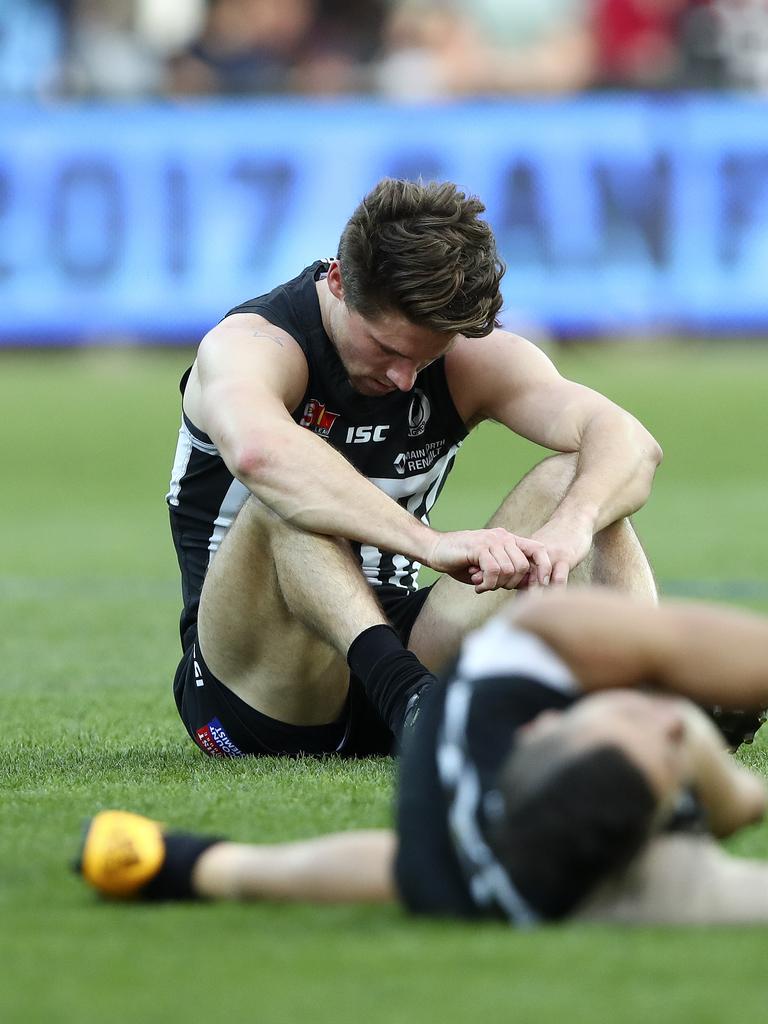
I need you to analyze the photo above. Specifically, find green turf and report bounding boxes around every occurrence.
[2,342,768,1024]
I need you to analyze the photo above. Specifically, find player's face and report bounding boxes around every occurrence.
[323,266,457,396]
[525,691,691,808]
[333,306,457,396]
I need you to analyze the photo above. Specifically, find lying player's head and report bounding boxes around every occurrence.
[327,179,505,395]
[489,691,690,921]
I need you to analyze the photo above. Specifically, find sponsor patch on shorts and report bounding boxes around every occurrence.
[195,718,244,757]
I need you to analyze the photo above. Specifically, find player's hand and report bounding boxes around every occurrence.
[426,528,551,593]
[523,521,593,588]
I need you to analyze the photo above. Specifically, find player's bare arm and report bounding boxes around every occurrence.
[510,590,768,833]
[184,314,550,591]
[676,702,766,837]
[192,829,397,904]
[509,589,768,707]
[446,331,663,583]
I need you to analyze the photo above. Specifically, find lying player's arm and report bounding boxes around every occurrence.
[513,590,768,833]
[510,589,768,709]
[677,701,766,837]
[192,829,397,904]
[187,316,551,591]
[446,332,663,582]
[575,833,768,926]
[78,811,397,905]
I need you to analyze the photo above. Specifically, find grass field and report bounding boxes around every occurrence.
[2,342,768,1024]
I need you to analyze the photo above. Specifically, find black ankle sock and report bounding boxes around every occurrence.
[142,833,222,901]
[347,624,436,742]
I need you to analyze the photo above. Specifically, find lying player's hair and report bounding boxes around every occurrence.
[489,735,657,920]
[337,178,505,337]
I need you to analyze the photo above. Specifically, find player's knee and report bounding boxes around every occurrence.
[236,496,283,540]
[522,453,578,502]
[538,451,578,479]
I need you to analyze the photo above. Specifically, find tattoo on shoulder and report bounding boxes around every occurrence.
[252,330,284,348]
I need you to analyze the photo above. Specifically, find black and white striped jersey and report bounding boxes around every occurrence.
[167,261,467,648]
[395,617,579,924]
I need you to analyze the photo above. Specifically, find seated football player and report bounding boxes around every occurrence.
[78,589,768,925]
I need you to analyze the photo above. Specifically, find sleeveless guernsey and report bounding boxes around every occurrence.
[166,261,468,649]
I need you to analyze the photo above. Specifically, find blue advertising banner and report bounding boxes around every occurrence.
[1,96,766,341]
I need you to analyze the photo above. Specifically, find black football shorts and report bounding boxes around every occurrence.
[173,583,433,758]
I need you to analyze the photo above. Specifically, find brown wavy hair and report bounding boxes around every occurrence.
[337,179,505,337]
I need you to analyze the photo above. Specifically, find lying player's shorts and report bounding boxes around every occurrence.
[173,583,433,758]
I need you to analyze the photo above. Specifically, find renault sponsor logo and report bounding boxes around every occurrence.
[408,389,430,437]
[394,438,446,475]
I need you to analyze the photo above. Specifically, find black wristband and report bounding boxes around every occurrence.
[142,833,223,901]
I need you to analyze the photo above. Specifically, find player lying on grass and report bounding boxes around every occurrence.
[79,589,768,925]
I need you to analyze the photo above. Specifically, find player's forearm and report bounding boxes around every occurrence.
[509,592,768,703]
[649,602,768,711]
[678,703,766,837]
[231,423,433,560]
[548,410,662,534]
[192,830,398,904]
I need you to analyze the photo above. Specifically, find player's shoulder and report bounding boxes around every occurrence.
[223,260,327,337]
[444,328,548,423]
[187,312,309,424]
[446,327,542,369]
[199,313,308,369]
[456,615,580,698]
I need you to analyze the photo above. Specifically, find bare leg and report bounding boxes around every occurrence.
[589,519,657,598]
[576,834,768,925]
[197,499,388,725]
[409,453,657,672]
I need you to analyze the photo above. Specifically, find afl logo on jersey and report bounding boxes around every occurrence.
[408,389,431,437]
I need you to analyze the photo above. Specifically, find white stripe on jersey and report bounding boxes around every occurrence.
[166,418,194,507]
[457,617,580,696]
[437,678,540,926]
[208,478,251,561]
[166,418,222,506]
[360,543,383,585]
[388,552,416,588]
[190,435,219,455]
[362,443,460,588]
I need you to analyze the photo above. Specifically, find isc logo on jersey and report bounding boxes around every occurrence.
[345,425,389,444]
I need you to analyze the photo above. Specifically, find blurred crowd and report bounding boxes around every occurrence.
[2,0,766,100]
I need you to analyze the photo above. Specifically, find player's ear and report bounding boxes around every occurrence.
[327,260,345,302]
